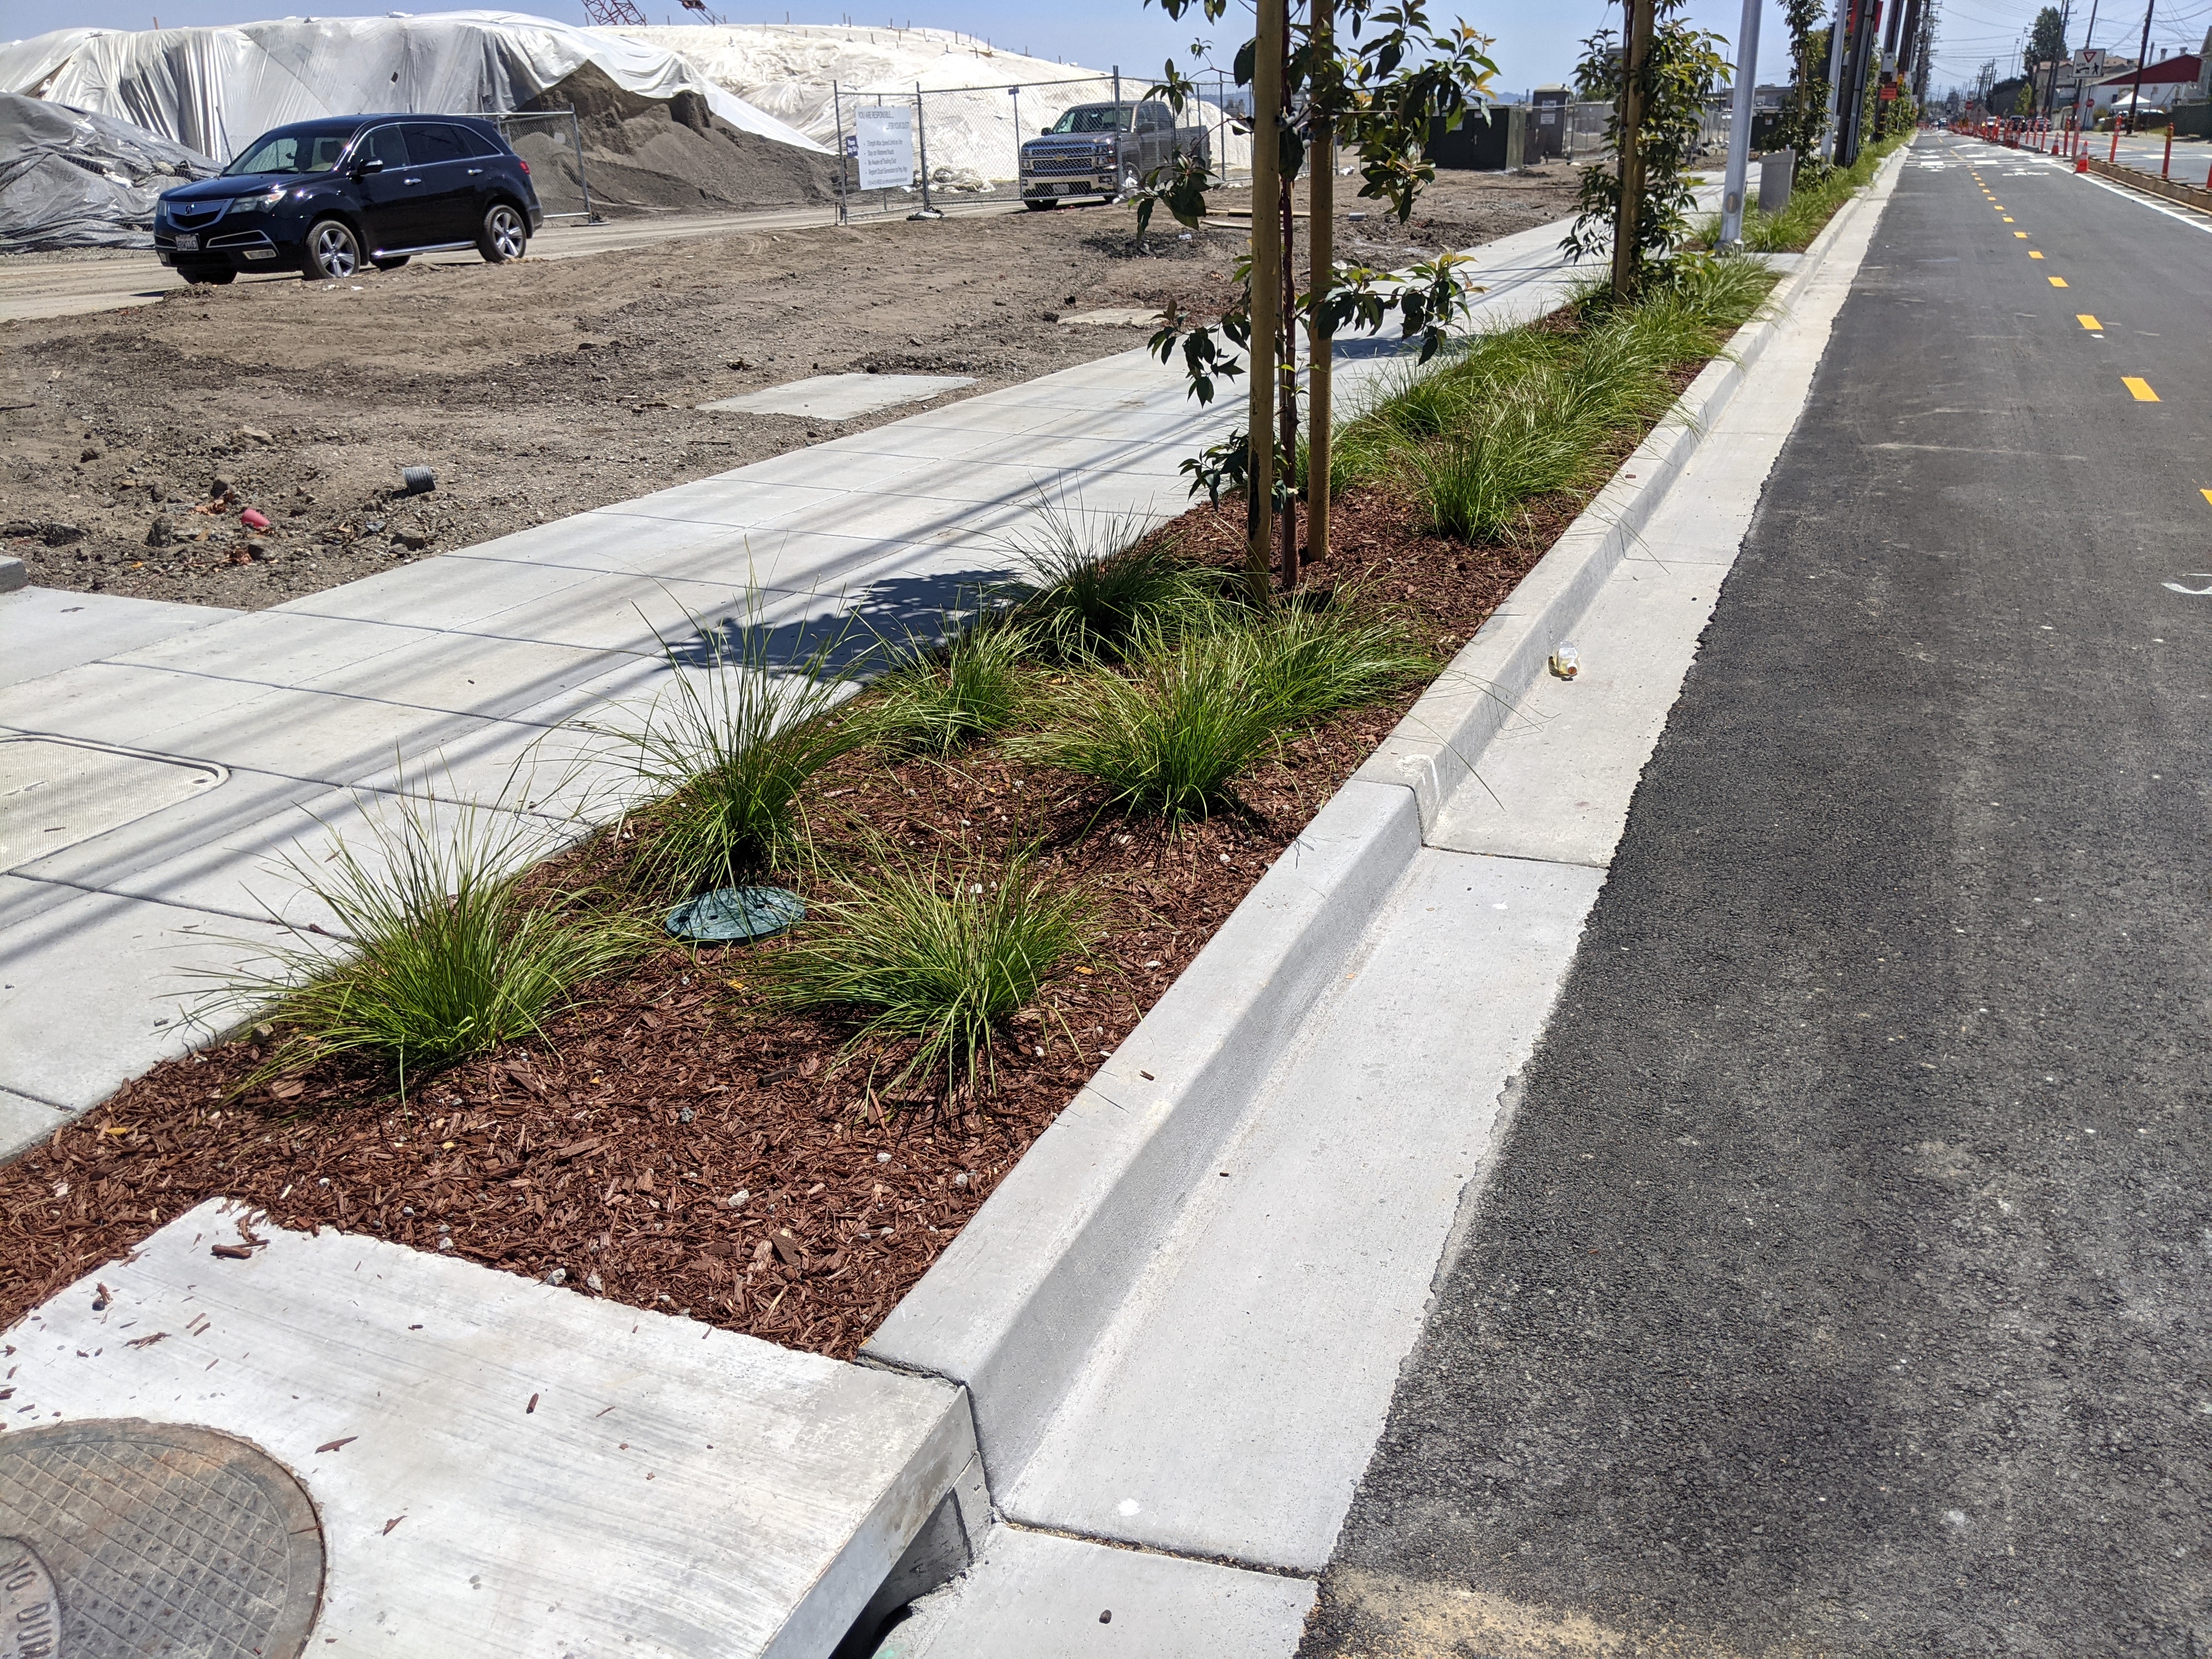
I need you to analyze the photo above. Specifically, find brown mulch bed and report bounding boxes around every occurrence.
[0,484,1572,1360]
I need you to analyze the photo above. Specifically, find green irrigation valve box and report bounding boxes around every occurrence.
[665,885,806,943]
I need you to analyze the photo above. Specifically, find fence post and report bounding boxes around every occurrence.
[566,107,599,224]
[911,85,942,218]
[833,81,847,224]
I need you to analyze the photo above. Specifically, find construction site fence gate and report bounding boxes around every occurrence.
[483,108,600,222]
[825,68,1248,224]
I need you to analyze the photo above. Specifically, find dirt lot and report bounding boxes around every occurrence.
[0,168,1582,610]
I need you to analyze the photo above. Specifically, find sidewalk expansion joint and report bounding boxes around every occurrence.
[988,1517,1322,1584]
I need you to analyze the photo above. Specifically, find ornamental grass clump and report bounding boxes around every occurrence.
[614,610,860,896]
[1014,624,1282,820]
[861,618,1031,756]
[766,848,1095,1088]
[1003,503,1223,663]
[205,795,642,1093]
[1017,596,1425,819]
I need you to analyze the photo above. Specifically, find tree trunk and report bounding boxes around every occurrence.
[1279,165,1299,592]
[1612,0,1658,302]
[1306,0,1336,572]
[1246,0,1287,607]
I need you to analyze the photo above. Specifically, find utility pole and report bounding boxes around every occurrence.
[2125,0,2154,130]
[1245,0,1285,605]
[1612,0,1658,301]
[1839,0,1883,162]
[1719,0,1762,246]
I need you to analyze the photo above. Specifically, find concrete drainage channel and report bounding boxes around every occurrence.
[0,159,1901,1657]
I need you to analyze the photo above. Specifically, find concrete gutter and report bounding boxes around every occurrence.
[862,149,1909,1493]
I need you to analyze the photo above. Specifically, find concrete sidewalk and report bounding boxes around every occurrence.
[870,161,1901,1659]
[0,208,1593,1158]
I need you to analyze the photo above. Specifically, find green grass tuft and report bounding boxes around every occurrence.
[613,607,861,897]
[1001,501,1224,663]
[861,619,1032,755]
[1015,597,1426,817]
[203,795,642,1092]
[765,848,1095,1087]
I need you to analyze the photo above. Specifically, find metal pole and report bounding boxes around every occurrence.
[1821,0,1850,159]
[1113,64,1123,194]
[1246,0,1284,605]
[567,107,598,224]
[911,84,941,218]
[1720,0,1763,245]
[1009,85,1020,189]
[833,81,847,225]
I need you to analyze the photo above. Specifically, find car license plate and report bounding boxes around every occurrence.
[176,233,199,251]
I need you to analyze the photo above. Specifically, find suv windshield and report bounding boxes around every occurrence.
[1051,106,1133,134]
[224,126,358,176]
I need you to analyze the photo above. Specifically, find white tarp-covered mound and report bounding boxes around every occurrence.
[0,11,827,167]
[623,24,1251,185]
[0,93,217,251]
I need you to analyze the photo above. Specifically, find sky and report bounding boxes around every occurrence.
[9,0,2210,101]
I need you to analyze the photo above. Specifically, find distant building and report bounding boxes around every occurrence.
[2081,52,2204,115]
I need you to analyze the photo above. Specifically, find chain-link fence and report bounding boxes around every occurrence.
[483,109,599,222]
[826,69,1252,223]
[1559,100,1733,161]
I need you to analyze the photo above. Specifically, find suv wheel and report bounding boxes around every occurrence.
[179,265,235,285]
[305,218,362,280]
[478,203,528,263]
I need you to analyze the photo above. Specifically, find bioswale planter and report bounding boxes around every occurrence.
[862,149,1909,1493]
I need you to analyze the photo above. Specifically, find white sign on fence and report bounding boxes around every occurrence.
[854,106,915,191]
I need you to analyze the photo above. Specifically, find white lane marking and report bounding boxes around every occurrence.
[2078,172,2212,238]
[2162,576,2212,596]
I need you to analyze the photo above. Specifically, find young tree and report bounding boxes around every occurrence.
[1562,0,1729,300]
[1139,0,1498,600]
[1771,0,1833,177]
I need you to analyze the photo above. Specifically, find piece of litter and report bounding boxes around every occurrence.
[1549,642,1581,680]
[526,1393,539,1414]
[382,1516,405,1536]
[315,1436,357,1453]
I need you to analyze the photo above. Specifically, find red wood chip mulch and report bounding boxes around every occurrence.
[0,482,1589,1359]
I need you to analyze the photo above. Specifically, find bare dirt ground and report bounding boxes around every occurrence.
[0,168,1582,610]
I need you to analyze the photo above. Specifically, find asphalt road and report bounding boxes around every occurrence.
[1301,136,2212,1657]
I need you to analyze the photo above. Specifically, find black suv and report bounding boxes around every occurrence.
[154,115,543,284]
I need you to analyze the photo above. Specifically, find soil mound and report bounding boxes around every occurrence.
[518,62,837,217]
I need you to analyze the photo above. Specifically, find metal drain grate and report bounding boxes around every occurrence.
[0,1420,323,1658]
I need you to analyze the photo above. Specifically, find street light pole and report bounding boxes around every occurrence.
[1719,0,1763,246]
[1820,0,1851,159]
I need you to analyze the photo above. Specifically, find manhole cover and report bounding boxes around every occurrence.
[0,1419,323,1658]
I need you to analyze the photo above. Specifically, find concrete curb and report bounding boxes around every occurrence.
[1352,150,1903,831]
[862,149,1907,1492]
[2082,154,2212,214]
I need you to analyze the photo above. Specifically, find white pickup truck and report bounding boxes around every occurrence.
[1018,100,1212,209]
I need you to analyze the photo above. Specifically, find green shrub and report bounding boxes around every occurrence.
[862,619,1031,755]
[205,795,641,1092]
[613,608,860,896]
[766,848,1094,1087]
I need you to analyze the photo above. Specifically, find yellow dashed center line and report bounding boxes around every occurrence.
[2077,314,2102,329]
[2029,251,2045,259]
[2049,275,2069,287]
[2201,488,2212,509]
[2124,377,2160,402]
[2014,232,2028,239]
[2002,216,2015,222]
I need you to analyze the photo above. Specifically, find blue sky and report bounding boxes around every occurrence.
[13,0,2204,99]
